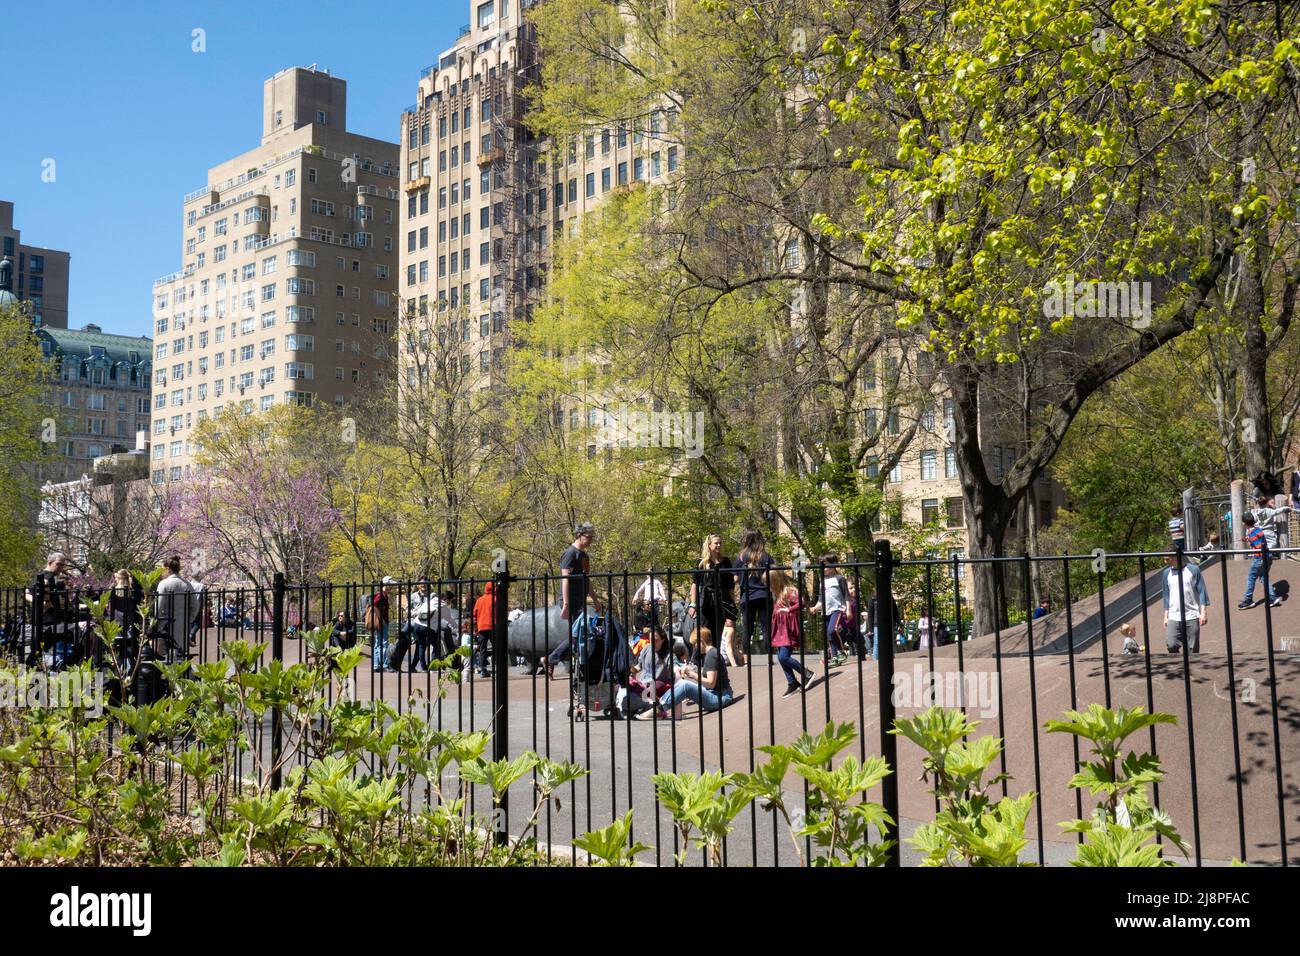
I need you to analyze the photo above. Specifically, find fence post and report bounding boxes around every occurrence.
[1182,487,1198,554]
[271,571,285,791]
[31,574,45,669]
[1230,480,1246,555]
[492,556,511,846]
[873,538,901,867]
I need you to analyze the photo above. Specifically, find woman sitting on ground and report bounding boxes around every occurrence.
[331,609,357,649]
[628,625,675,703]
[637,626,732,719]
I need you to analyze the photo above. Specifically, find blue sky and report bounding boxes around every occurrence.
[0,0,469,337]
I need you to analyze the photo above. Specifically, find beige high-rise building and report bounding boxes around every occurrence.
[1,199,71,329]
[150,66,400,486]
[397,0,679,385]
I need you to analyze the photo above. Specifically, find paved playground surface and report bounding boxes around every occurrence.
[195,556,1299,865]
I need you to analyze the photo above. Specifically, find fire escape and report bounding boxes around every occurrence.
[483,22,542,376]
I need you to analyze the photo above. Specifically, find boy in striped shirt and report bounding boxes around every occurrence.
[1238,513,1283,609]
[1168,505,1186,550]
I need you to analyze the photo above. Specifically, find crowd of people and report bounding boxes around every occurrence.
[532,524,925,719]
[10,477,1297,697]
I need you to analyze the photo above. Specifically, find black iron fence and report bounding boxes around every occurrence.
[2,542,1296,866]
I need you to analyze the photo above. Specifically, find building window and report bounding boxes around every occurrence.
[921,498,940,526]
[949,550,966,579]
[921,450,937,481]
[944,447,958,479]
[946,497,965,528]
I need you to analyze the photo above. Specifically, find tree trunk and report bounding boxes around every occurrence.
[966,506,1010,638]
[1238,241,1274,479]
[946,364,1012,636]
[1026,497,1042,606]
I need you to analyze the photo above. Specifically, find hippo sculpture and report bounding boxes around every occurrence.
[505,601,692,673]
[504,605,625,672]
[505,604,571,670]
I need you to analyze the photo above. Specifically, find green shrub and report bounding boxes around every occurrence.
[1046,703,1187,866]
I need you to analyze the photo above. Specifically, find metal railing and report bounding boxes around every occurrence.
[3,544,1295,866]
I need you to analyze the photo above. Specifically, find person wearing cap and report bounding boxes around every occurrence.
[369,577,394,671]
[543,523,595,678]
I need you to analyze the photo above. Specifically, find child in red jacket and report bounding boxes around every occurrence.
[771,585,815,699]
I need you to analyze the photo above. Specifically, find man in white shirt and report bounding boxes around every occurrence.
[632,573,667,631]
[632,574,667,606]
[155,556,195,662]
[1162,555,1209,654]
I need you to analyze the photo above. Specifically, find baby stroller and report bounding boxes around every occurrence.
[567,610,629,721]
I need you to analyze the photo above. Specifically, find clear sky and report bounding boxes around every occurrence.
[0,0,469,338]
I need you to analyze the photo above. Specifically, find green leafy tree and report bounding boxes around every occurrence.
[0,300,49,584]
[819,0,1296,633]
[521,0,926,563]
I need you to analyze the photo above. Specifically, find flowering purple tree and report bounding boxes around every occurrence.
[162,408,341,587]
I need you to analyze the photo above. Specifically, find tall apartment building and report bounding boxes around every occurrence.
[1,199,71,328]
[150,67,400,485]
[397,0,680,385]
[34,323,153,484]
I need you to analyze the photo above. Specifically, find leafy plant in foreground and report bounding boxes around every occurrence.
[1045,704,1187,866]
[891,706,1036,866]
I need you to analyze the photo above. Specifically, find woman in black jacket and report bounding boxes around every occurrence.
[737,530,774,655]
[689,533,736,663]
